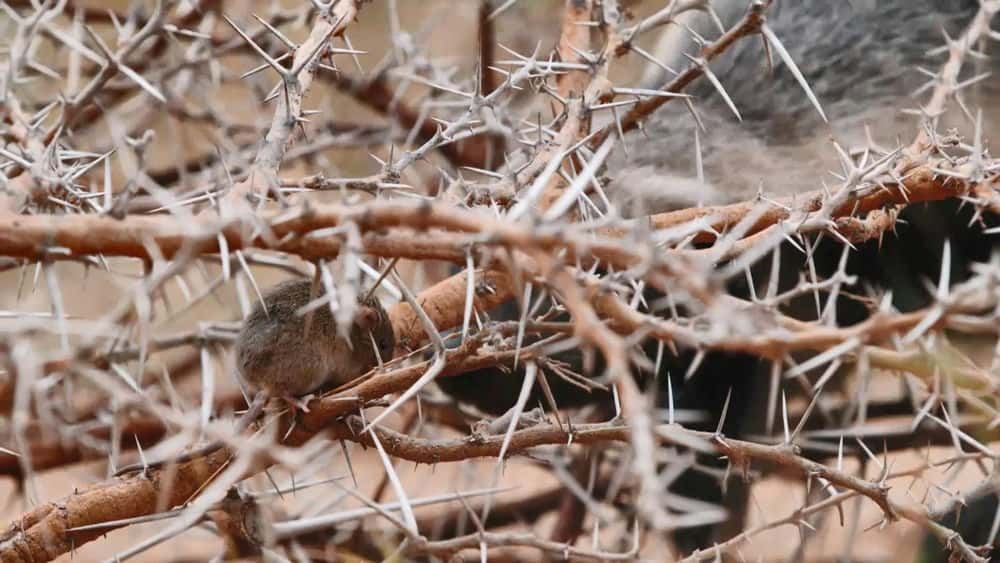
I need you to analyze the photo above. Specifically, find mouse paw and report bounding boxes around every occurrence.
[282,395,313,413]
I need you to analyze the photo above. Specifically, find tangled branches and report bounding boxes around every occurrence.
[0,0,998,561]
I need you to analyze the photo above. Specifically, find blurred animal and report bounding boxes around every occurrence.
[442,0,1000,556]
[610,0,1000,212]
[116,279,395,476]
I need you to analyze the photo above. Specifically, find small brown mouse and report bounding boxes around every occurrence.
[115,278,395,476]
[236,278,395,398]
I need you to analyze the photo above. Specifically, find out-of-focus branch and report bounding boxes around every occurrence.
[589,0,770,147]
[0,411,967,562]
[0,447,234,562]
[219,1,365,212]
[0,164,983,263]
[0,0,997,560]
[556,0,594,98]
[907,0,1000,155]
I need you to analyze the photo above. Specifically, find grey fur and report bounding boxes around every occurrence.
[610,0,999,209]
[680,0,985,138]
[235,279,395,397]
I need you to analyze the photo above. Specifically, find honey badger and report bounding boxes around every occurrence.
[611,0,1000,212]
[607,0,1000,558]
[443,1,999,557]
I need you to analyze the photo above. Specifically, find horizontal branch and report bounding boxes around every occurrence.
[0,165,984,265]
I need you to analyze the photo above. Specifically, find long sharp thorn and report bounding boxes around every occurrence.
[715,387,732,436]
[761,24,827,122]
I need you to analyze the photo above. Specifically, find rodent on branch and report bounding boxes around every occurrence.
[116,278,395,476]
[236,278,396,398]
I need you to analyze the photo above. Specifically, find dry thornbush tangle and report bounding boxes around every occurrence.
[0,0,999,561]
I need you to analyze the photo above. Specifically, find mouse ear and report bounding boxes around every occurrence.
[355,305,380,330]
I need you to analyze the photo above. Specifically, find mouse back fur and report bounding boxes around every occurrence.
[235,279,395,397]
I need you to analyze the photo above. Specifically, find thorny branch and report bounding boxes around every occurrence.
[0,0,998,561]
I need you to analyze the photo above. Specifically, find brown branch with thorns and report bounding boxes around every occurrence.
[0,0,998,561]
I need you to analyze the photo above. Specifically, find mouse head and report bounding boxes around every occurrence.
[355,290,396,365]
